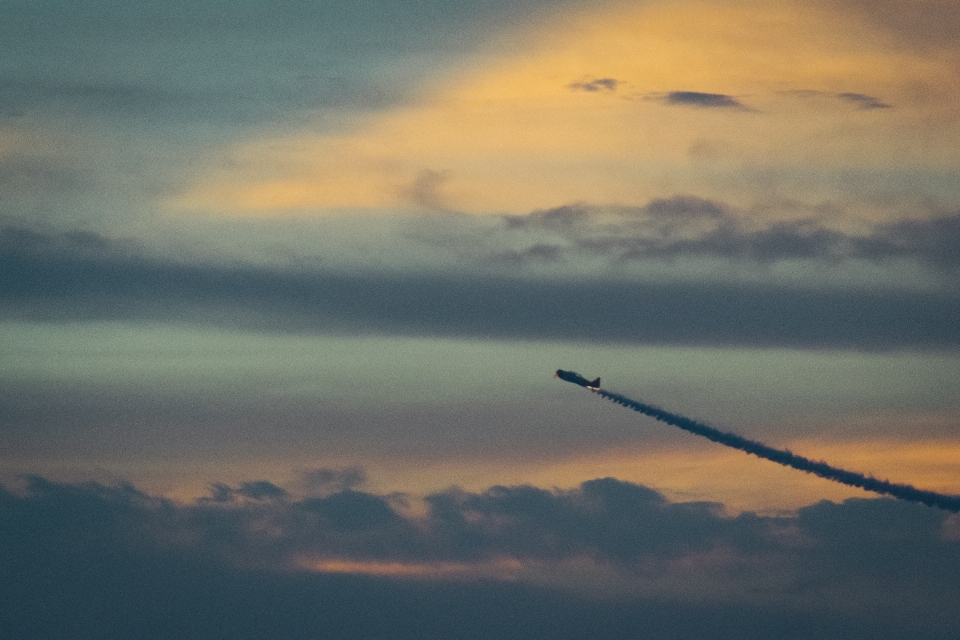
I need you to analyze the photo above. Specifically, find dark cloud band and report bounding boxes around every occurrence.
[2,230,958,350]
[2,231,957,350]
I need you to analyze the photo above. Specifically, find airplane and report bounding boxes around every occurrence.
[555,369,601,391]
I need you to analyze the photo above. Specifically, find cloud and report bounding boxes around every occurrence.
[167,0,960,217]
[0,150,96,197]
[301,467,368,495]
[568,78,619,92]
[400,169,454,210]
[782,90,892,110]
[836,92,891,110]
[2,223,958,350]
[0,225,131,260]
[0,79,209,121]
[426,479,735,562]
[859,214,960,268]
[510,198,960,270]
[0,475,942,571]
[651,92,752,110]
[0,0,579,130]
[236,480,289,501]
[2,475,959,638]
[643,195,728,220]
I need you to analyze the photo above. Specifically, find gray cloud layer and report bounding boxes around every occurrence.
[506,198,960,270]
[0,0,576,130]
[3,219,958,350]
[2,475,958,639]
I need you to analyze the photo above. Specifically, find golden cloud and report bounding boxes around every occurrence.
[174,0,960,216]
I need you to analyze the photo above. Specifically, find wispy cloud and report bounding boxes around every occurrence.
[568,77,619,92]
[836,92,891,110]
[647,91,752,110]
[505,198,960,271]
[780,89,892,110]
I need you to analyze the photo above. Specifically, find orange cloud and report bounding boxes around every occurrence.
[296,552,787,601]
[33,428,958,517]
[357,435,960,516]
[174,0,959,217]
[297,556,524,581]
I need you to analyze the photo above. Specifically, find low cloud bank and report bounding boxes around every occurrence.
[2,474,959,639]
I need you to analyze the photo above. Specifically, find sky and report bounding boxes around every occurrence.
[2,0,959,637]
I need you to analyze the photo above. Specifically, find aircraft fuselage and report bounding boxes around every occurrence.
[555,369,601,391]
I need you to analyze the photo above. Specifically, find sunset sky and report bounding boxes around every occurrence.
[2,0,959,636]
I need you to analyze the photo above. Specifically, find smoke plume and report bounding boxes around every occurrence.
[586,386,960,512]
